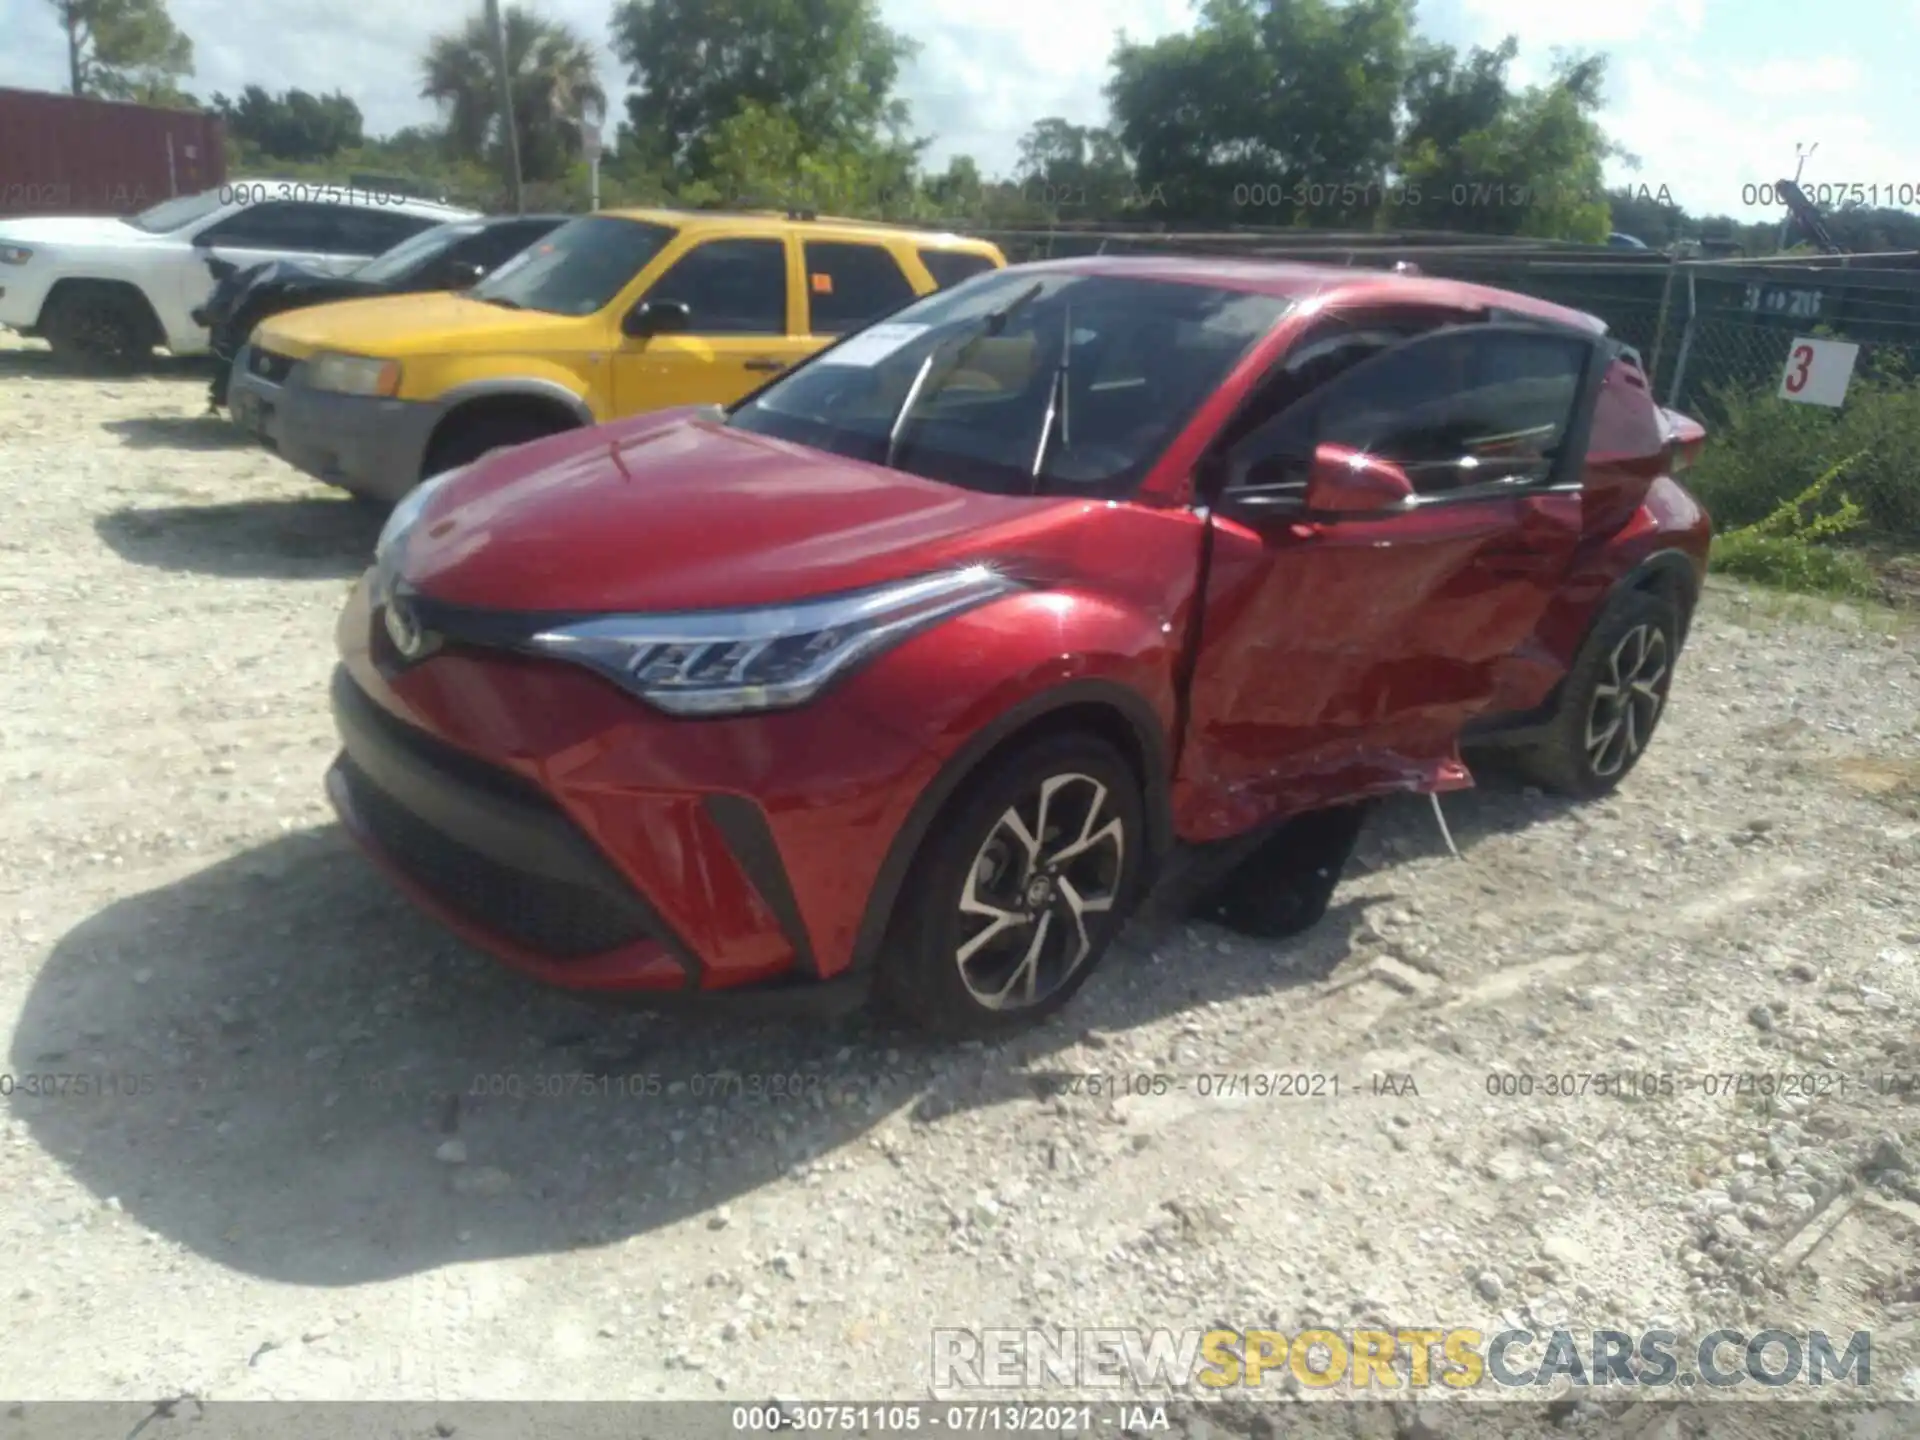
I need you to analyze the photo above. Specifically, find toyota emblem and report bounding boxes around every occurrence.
[384,597,426,658]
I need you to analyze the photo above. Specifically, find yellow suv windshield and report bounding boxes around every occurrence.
[469,216,678,316]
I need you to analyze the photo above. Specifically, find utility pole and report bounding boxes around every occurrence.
[1778,142,1816,250]
[484,0,524,213]
[580,97,605,212]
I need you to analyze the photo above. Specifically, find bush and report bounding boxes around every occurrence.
[1687,355,1920,539]
[1708,456,1881,598]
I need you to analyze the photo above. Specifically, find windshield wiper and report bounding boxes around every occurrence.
[884,281,1044,470]
[1028,302,1072,491]
[474,294,523,310]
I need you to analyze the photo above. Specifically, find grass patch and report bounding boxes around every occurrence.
[1687,353,1919,604]
[1707,456,1882,599]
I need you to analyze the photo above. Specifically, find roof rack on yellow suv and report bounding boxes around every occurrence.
[232,207,1006,504]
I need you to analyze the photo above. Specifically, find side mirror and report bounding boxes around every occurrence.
[1303,443,1414,516]
[623,298,691,338]
[445,260,486,290]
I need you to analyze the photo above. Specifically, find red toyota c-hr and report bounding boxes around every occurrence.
[327,257,1710,1036]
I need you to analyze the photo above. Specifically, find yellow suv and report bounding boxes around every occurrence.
[227,210,1006,502]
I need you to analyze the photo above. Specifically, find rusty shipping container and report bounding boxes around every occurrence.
[0,86,226,218]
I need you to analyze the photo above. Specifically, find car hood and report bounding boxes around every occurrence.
[401,410,1068,614]
[0,214,147,245]
[255,292,583,360]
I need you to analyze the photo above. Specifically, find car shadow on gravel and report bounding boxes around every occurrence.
[104,415,256,451]
[95,498,380,579]
[0,347,209,381]
[13,787,1565,1286]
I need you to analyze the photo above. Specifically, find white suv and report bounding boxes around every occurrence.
[0,180,477,368]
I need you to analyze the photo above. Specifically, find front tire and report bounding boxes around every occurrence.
[422,411,567,479]
[43,286,155,371]
[1518,589,1680,799]
[875,733,1146,1038]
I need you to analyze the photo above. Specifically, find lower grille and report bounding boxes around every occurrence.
[336,754,656,959]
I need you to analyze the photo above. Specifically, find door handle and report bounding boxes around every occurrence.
[743,358,785,373]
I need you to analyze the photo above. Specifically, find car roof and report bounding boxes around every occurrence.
[222,180,478,219]
[1015,254,1609,335]
[600,207,1000,251]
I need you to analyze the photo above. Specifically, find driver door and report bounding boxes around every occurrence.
[611,235,814,414]
[1178,322,1601,832]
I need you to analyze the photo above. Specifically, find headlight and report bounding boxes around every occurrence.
[526,566,1022,716]
[0,245,31,266]
[307,351,401,397]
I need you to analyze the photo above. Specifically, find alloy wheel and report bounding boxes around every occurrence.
[954,772,1127,1011]
[1584,622,1670,778]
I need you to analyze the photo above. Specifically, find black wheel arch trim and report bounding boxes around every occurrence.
[433,378,596,427]
[1614,548,1701,643]
[845,679,1174,977]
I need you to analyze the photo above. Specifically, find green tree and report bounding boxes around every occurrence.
[923,155,984,216]
[610,0,916,178]
[1012,118,1142,219]
[421,5,606,184]
[1605,183,1686,248]
[1396,51,1615,240]
[677,101,927,218]
[1819,204,1920,254]
[212,86,364,162]
[47,0,193,102]
[1108,0,1415,227]
[1399,37,1516,168]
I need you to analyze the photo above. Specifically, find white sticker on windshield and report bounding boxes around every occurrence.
[816,322,930,367]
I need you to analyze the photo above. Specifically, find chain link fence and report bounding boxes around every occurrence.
[1655,264,1920,420]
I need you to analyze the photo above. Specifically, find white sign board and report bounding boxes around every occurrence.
[581,126,602,163]
[1777,336,1859,407]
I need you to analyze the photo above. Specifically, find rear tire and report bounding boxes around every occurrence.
[43,286,155,371]
[422,411,569,480]
[874,733,1146,1039]
[1516,589,1680,799]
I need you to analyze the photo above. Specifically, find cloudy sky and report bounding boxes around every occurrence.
[4,0,1915,220]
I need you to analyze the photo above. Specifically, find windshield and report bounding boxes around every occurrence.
[727,271,1291,497]
[468,216,676,315]
[353,222,477,284]
[128,190,227,234]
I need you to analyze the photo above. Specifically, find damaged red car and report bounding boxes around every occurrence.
[327,257,1710,1036]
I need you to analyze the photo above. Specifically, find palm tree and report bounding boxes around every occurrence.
[421,6,606,183]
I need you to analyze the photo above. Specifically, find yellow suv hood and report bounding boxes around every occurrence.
[254,293,586,360]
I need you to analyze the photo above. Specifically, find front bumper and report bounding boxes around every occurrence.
[326,577,942,1002]
[229,343,441,502]
[0,270,54,334]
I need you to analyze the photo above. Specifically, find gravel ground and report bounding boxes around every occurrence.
[2,335,1919,1431]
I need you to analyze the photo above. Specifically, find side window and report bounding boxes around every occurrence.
[643,238,788,336]
[919,249,997,289]
[196,201,340,250]
[330,207,437,256]
[803,241,917,334]
[1231,327,1591,501]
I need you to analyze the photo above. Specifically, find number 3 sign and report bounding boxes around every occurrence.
[1777,335,1860,407]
